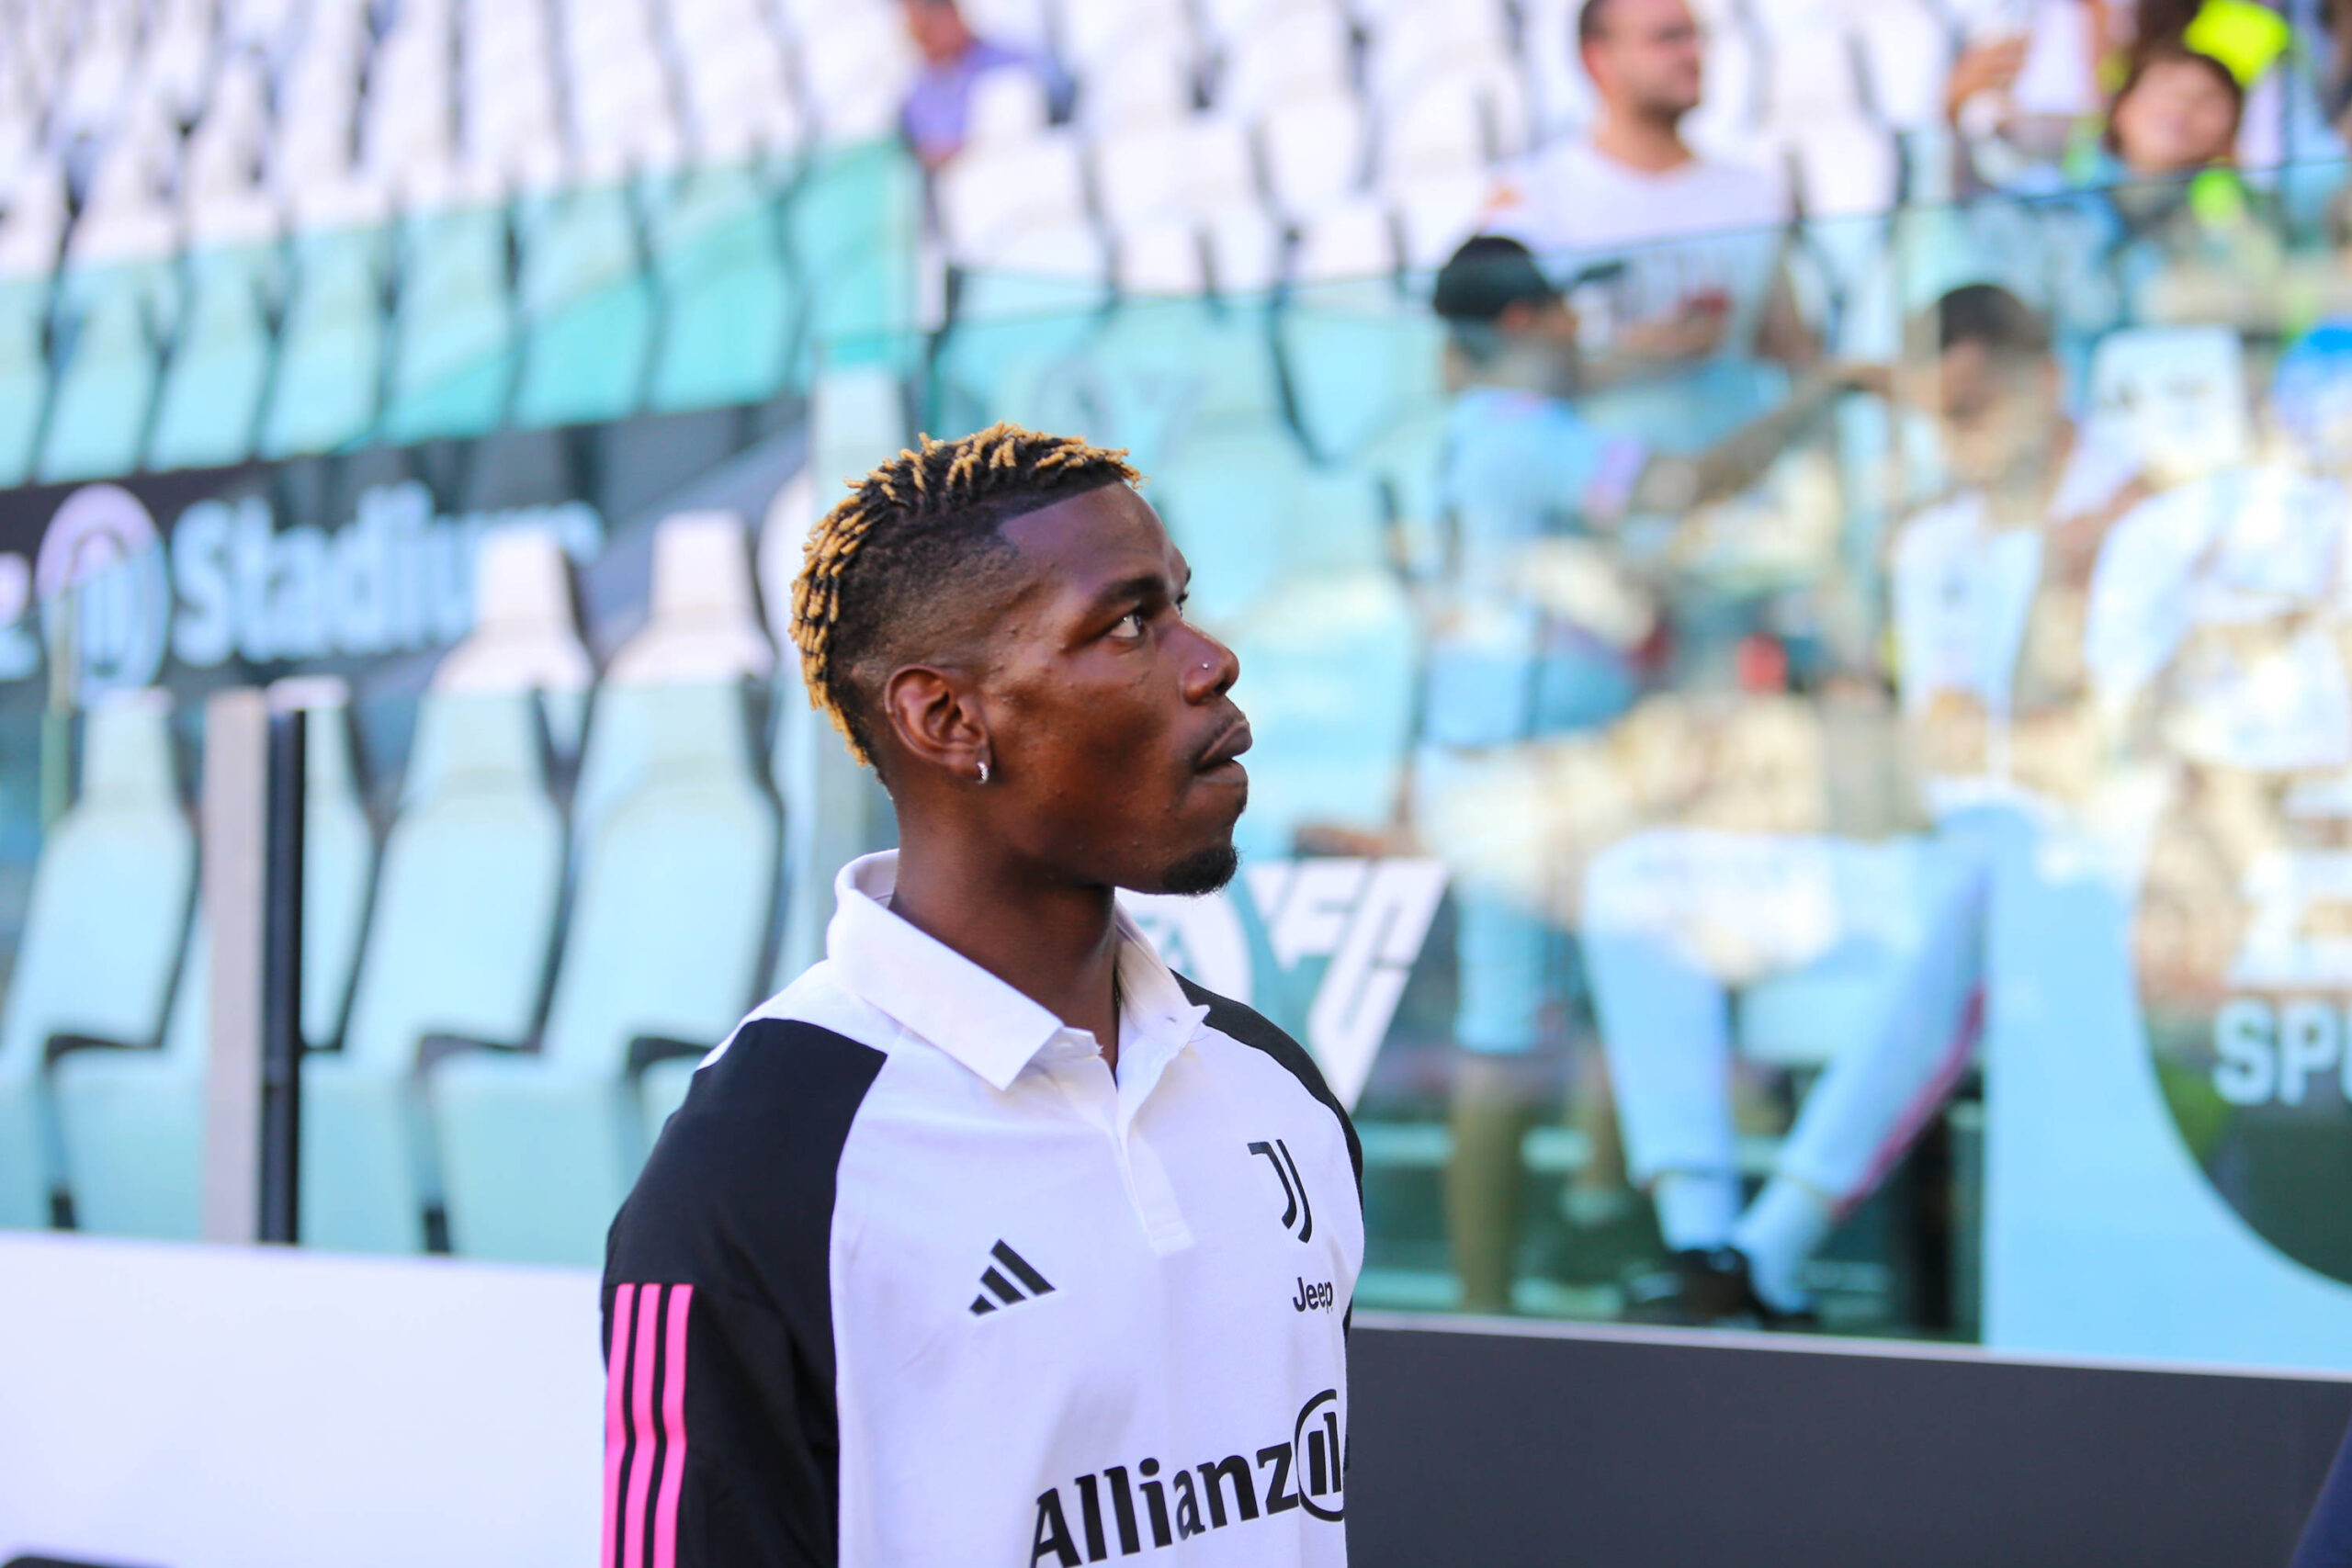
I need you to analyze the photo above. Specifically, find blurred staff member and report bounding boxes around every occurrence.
[603,426,1360,1566]
[899,0,1069,170]
[1419,237,1869,1314]
[1581,286,2143,1325]
[1484,0,1815,425]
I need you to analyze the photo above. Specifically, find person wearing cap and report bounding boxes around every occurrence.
[1415,235,1871,1313]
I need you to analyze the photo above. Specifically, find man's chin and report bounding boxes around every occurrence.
[1154,842,1241,898]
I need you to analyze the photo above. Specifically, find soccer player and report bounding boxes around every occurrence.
[1583,285,2143,1324]
[600,425,1362,1566]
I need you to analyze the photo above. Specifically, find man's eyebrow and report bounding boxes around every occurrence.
[1080,570,1173,612]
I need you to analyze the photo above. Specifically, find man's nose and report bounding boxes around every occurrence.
[1181,626,1241,702]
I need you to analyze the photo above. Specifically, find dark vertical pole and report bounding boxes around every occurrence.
[257,705,305,1246]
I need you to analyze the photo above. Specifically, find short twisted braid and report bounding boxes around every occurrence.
[791,422,1141,766]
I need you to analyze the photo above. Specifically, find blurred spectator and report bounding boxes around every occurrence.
[1928,44,2278,384]
[1485,0,1815,389]
[1581,285,2143,1326]
[2105,43,2245,176]
[2086,329,2352,1026]
[1946,0,2113,181]
[1949,0,2291,186]
[899,0,1069,170]
[1418,236,1871,1313]
[2075,48,2285,330]
[2319,0,2352,135]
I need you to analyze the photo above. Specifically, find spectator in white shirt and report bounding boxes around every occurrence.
[1486,0,1815,406]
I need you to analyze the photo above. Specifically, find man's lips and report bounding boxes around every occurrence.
[1196,716,1254,773]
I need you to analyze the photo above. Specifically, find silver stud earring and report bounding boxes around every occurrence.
[977,759,990,784]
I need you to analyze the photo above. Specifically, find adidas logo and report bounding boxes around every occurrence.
[969,1240,1056,1315]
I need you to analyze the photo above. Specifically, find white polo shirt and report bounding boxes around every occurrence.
[602,852,1364,1568]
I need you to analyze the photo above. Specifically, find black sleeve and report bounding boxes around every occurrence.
[602,1020,885,1568]
[1174,973,1363,1203]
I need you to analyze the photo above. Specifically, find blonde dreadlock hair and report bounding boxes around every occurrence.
[791,423,1143,767]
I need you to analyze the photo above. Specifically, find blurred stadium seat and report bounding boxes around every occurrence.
[384,180,517,445]
[259,185,390,457]
[51,920,210,1240]
[303,689,563,1254]
[511,182,653,430]
[0,692,193,1232]
[148,205,278,472]
[58,682,369,1243]
[430,679,777,1266]
[645,167,798,414]
[39,217,175,483]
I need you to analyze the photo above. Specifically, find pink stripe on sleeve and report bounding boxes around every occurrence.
[603,1284,638,1568]
[651,1284,695,1568]
[622,1285,662,1568]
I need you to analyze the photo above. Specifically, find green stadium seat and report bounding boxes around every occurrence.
[384,203,515,444]
[301,690,562,1254]
[0,275,50,485]
[56,687,373,1241]
[646,166,797,413]
[430,681,776,1267]
[0,693,193,1231]
[259,224,387,457]
[511,186,652,428]
[148,243,276,472]
[38,254,174,481]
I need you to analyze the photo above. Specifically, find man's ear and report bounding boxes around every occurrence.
[880,664,989,780]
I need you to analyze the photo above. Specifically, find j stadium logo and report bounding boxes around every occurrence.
[0,481,604,695]
[1029,1389,1344,1564]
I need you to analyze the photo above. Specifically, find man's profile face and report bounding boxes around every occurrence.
[1585,0,1704,121]
[977,484,1251,897]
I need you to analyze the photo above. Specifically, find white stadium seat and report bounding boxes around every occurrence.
[967,67,1055,148]
[1094,116,1259,233]
[937,130,1091,260]
[606,511,778,688]
[1217,5,1352,117]
[1261,93,1370,221]
[1079,36,1201,134]
[1055,0,1192,70]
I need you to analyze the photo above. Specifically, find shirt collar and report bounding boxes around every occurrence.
[825,851,1209,1092]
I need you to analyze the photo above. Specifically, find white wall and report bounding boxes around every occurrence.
[0,1235,601,1567]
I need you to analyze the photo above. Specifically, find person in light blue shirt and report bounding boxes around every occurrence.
[899,0,1071,170]
[1420,236,1872,1311]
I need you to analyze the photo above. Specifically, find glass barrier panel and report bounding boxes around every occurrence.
[908,176,2352,1368]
